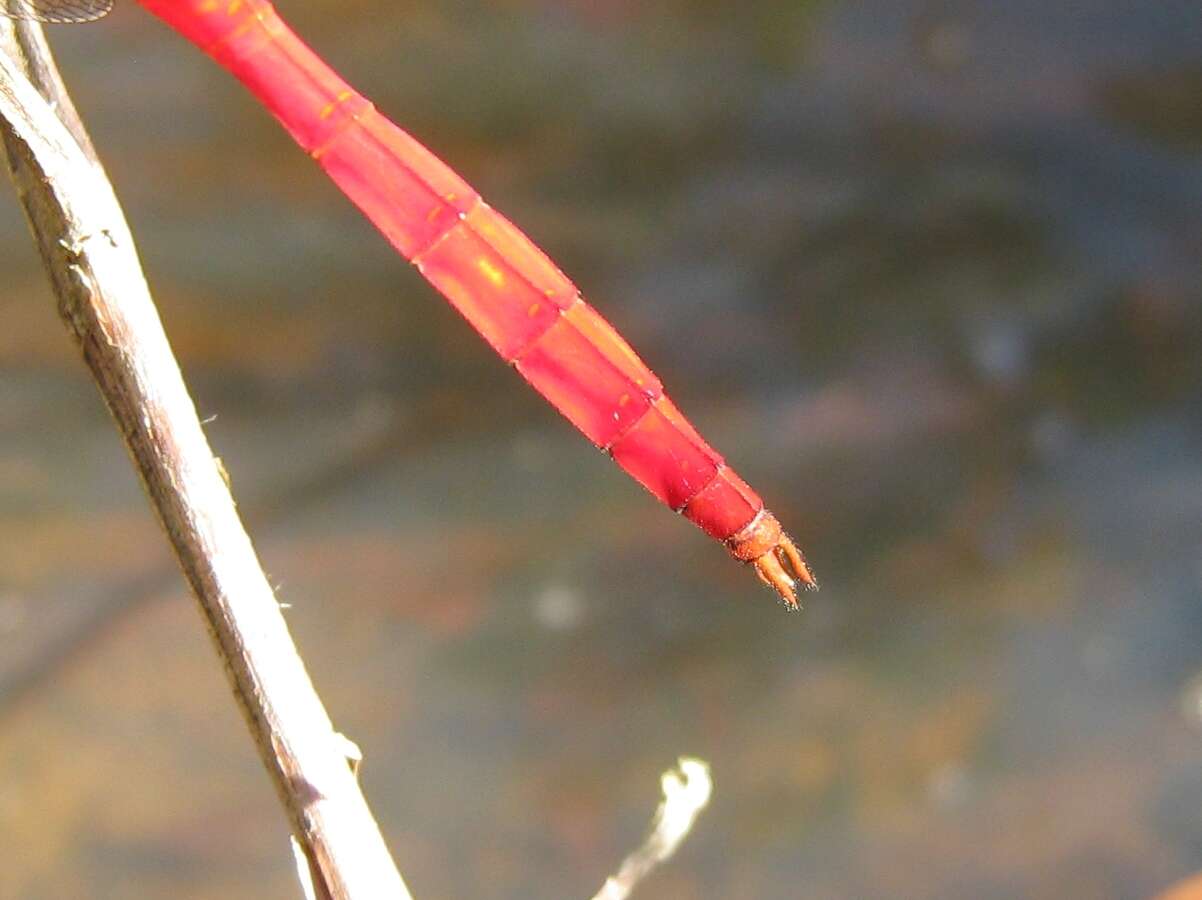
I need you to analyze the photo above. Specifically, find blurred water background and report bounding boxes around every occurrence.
[1,0,1201,897]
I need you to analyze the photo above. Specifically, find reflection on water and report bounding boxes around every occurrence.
[1,0,1201,897]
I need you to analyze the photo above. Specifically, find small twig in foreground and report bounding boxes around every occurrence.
[592,757,713,900]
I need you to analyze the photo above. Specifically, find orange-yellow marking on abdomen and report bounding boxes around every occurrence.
[319,90,355,120]
[477,258,505,287]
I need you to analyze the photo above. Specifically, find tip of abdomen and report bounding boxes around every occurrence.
[726,509,817,611]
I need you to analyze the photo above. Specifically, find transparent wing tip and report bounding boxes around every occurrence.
[2,0,114,24]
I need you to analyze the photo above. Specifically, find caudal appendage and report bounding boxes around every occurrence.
[726,509,817,610]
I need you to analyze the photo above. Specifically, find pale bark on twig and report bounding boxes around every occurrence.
[2,18,96,160]
[0,24,410,900]
[592,758,713,900]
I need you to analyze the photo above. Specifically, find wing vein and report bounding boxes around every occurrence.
[2,0,115,25]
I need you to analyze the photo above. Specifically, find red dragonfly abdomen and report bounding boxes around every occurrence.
[134,0,815,607]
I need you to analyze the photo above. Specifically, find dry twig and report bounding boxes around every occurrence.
[592,757,713,900]
[0,24,409,899]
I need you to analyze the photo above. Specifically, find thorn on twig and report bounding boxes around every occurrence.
[333,733,364,779]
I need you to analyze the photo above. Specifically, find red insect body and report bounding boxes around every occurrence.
[133,0,816,607]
